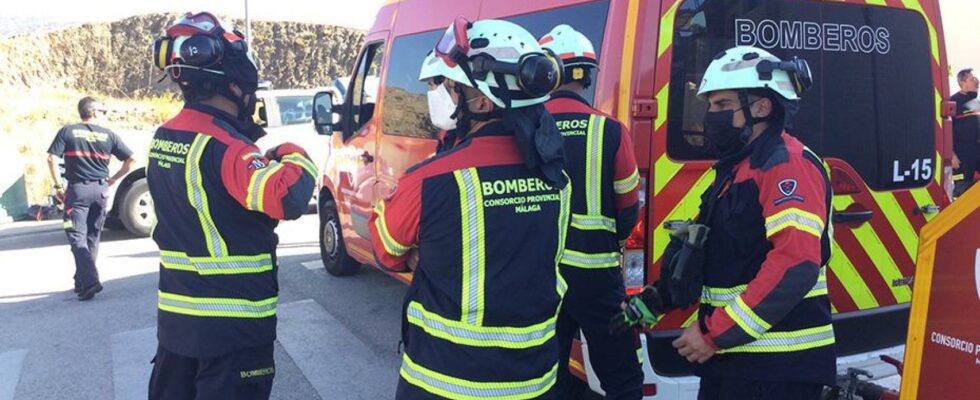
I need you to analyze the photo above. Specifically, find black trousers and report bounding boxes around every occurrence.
[555,267,644,400]
[954,142,980,197]
[148,344,275,400]
[698,376,823,400]
[63,181,108,289]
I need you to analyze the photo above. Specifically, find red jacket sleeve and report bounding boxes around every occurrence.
[368,171,422,271]
[611,123,640,241]
[702,155,828,350]
[221,142,317,220]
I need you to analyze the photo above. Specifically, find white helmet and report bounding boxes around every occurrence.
[697,46,811,101]
[538,25,598,68]
[419,18,562,109]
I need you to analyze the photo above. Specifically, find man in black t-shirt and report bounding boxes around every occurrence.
[46,96,136,300]
[950,69,980,197]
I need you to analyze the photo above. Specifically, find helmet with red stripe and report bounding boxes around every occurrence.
[538,25,598,68]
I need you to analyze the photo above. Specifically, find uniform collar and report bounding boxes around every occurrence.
[464,121,511,139]
[185,102,249,132]
[549,90,591,106]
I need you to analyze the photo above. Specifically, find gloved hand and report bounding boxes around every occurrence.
[663,223,709,308]
[264,142,307,161]
[609,286,663,335]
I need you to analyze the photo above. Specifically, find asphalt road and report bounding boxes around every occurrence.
[0,215,407,400]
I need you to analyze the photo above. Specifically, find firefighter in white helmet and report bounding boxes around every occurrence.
[539,24,644,400]
[613,46,835,400]
[369,18,571,399]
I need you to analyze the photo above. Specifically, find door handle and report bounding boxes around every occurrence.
[360,151,374,164]
[832,210,874,224]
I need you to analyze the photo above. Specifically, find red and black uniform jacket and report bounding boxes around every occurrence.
[368,122,571,397]
[693,126,835,385]
[147,103,316,358]
[544,91,640,287]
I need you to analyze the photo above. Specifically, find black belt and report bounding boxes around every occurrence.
[68,179,108,185]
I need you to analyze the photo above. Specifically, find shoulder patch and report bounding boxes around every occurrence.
[774,178,805,206]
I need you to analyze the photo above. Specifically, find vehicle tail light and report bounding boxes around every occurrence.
[622,176,648,293]
[642,383,658,397]
[830,165,862,195]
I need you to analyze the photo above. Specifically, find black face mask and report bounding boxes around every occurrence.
[700,109,746,158]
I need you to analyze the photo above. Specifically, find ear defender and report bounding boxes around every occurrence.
[153,37,173,71]
[178,34,225,68]
[515,51,563,98]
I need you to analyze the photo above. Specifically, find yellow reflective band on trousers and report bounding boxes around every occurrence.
[614,168,640,195]
[374,201,413,257]
[455,168,486,326]
[702,270,828,307]
[560,249,620,269]
[765,208,825,239]
[159,250,273,275]
[63,220,73,229]
[569,214,616,233]
[281,153,318,178]
[157,291,277,318]
[717,324,835,354]
[186,134,228,257]
[405,301,556,349]
[584,115,606,216]
[246,162,285,213]
[400,354,558,400]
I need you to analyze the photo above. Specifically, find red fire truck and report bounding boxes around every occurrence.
[311,0,953,397]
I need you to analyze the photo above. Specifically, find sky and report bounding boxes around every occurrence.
[3,0,979,90]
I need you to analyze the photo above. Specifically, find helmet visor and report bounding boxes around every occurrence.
[167,12,223,37]
[434,17,471,68]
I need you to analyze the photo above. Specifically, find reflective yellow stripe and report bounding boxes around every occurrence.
[718,324,835,354]
[867,190,919,262]
[400,354,557,400]
[909,188,938,222]
[828,237,881,310]
[681,309,699,328]
[555,172,572,296]
[373,201,412,257]
[157,291,277,318]
[560,249,620,269]
[186,134,227,257]
[702,270,828,307]
[724,296,772,339]
[406,302,555,349]
[617,0,640,123]
[765,208,825,239]
[584,115,606,216]
[159,250,273,275]
[246,162,285,213]
[281,153,318,178]
[63,220,73,229]
[834,196,911,303]
[901,0,940,64]
[614,168,640,195]
[569,214,616,233]
[455,168,486,326]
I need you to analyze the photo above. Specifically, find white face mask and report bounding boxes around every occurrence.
[427,83,458,131]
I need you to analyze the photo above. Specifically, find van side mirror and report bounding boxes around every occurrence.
[313,91,336,135]
[254,98,269,128]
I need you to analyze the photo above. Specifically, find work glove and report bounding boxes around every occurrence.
[609,286,663,335]
[662,222,710,309]
[264,142,307,162]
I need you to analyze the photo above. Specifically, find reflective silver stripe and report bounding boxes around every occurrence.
[400,355,557,399]
[765,211,824,234]
[159,251,273,275]
[157,291,277,318]
[185,135,226,257]
[585,115,605,216]
[560,249,620,269]
[405,304,554,347]
[455,168,485,326]
[569,214,616,232]
[725,298,769,338]
[247,162,284,212]
[701,285,746,305]
[719,325,836,353]
[613,169,639,194]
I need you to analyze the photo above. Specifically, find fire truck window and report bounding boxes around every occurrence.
[667,0,935,191]
[348,42,385,139]
[382,30,444,139]
[506,0,610,103]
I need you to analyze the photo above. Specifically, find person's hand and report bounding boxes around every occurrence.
[672,324,716,364]
[107,178,117,187]
[407,250,420,271]
[952,153,961,170]
[55,188,66,203]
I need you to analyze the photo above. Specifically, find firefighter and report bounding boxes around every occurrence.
[538,25,644,399]
[46,96,136,300]
[145,12,316,399]
[369,18,570,400]
[612,46,835,400]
